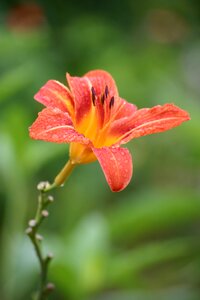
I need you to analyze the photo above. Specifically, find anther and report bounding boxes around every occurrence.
[105,85,109,98]
[109,96,115,109]
[101,94,105,105]
[91,87,96,106]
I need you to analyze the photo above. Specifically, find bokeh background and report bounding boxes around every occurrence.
[0,0,200,299]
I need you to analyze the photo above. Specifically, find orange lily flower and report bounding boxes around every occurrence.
[29,70,190,191]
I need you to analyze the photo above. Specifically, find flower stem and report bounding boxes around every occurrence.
[26,160,75,299]
[26,182,55,300]
[54,159,75,187]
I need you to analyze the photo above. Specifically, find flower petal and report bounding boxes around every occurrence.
[34,80,74,116]
[113,98,137,120]
[29,107,90,144]
[92,146,133,192]
[85,70,120,125]
[66,73,92,125]
[110,103,190,144]
[85,70,119,98]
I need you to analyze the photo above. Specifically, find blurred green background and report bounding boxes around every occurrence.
[0,0,200,299]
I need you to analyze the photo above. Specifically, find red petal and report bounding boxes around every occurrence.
[34,80,74,116]
[92,146,133,192]
[66,73,92,125]
[110,103,190,144]
[85,70,120,125]
[113,98,137,120]
[29,107,90,144]
[85,70,119,98]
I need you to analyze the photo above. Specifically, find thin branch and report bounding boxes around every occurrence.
[26,182,56,300]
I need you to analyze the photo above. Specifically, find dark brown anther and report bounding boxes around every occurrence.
[105,85,109,98]
[109,96,115,109]
[101,94,105,105]
[91,87,96,106]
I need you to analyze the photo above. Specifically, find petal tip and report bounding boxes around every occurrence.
[93,146,133,192]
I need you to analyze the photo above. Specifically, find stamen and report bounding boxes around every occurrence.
[91,86,96,106]
[105,85,109,98]
[109,96,115,109]
[101,94,105,105]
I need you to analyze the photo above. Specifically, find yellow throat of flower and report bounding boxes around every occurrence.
[69,85,118,164]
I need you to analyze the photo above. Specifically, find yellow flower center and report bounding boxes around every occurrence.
[70,85,118,164]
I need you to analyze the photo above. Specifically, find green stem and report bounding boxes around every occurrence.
[27,160,75,300]
[54,159,75,187]
[27,186,55,300]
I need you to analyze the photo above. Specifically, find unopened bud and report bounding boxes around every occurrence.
[46,282,55,292]
[42,210,49,217]
[36,234,43,241]
[29,219,37,227]
[47,252,54,259]
[47,195,54,203]
[25,227,32,234]
[37,181,50,191]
